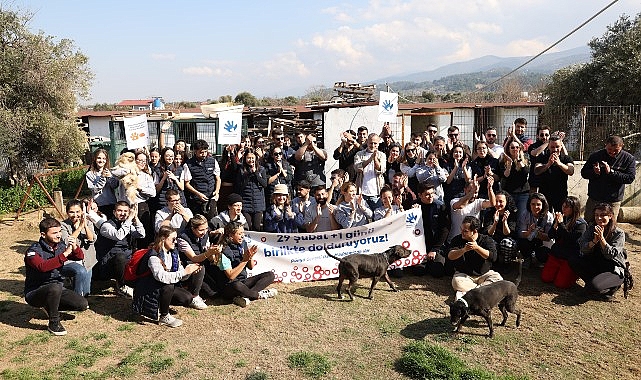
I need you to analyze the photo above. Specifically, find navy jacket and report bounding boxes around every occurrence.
[24,238,84,294]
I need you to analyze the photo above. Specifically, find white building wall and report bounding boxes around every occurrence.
[321,105,412,185]
[87,116,112,138]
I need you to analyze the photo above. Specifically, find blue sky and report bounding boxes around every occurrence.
[8,0,639,104]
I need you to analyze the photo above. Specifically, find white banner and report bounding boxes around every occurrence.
[124,115,149,150]
[246,209,426,283]
[217,110,243,145]
[378,91,398,123]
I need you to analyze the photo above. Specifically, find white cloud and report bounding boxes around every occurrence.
[263,52,310,77]
[505,39,549,56]
[467,22,502,34]
[322,6,354,22]
[311,31,368,67]
[151,53,175,60]
[182,66,232,77]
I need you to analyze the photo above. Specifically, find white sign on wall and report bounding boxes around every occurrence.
[218,110,243,145]
[123,115,149,149]
[378,91,398,123]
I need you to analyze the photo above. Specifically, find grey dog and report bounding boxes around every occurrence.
[449,280,521,338]
[324,246,411,300]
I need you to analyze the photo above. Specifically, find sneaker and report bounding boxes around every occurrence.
[233,296,251,307]
[189,296,208,310]
[158,314,183,328]
[48,321,67,336]
[117,285,134,298]
[258,288,278,299]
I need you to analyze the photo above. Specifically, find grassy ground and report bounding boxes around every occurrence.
[0,209,639,380]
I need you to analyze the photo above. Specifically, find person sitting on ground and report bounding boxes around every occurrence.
[154,189,193,233]
[132,226,204,328]
[448,216,501,298]
[176,215,221,300]
[541,196,587,289]
[209,193,249,242]
[570,203,627,300]
[24,217,88,336]
[412,184,450,277]
[517,192,554,268]
[263,184,302,233]
[60,199,95,297]
[94,201,145,297]
[335,182,373,228]
[480,190,520,278]
[374,186,403,221]
[214,223,277,307]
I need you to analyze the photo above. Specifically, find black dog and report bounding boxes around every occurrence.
[449,280,521,338]
[325,246,411,300]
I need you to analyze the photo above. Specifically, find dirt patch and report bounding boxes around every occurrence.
[0,209,640,379]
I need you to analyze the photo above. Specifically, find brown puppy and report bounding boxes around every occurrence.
[449,280,521,338]
[325,246,411,300]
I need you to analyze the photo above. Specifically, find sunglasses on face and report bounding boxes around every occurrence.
[539,134,549,137]
[273,152,283,156]
[486,134,496,137]
[428,129,437,133]
[448,134,458,137]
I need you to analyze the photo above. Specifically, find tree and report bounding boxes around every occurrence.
[0,8,92,184]
[544,13,641,106]
[234,91,259,107]
[218,95,232,103]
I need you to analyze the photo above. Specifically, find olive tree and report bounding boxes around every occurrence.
[0,8,92,184]
[544,13,641,106]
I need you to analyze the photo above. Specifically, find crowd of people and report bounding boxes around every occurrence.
[23,119,636,335]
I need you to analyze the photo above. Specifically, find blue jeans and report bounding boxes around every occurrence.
[511,192,529,222]
[362,195,381,213]
[61,262,92,297]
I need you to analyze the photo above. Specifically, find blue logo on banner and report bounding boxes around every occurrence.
[405,212,417,224]
[382,99,394,111]
[224,120,238,132]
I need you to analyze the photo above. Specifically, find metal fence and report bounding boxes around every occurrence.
[540,105,641,160]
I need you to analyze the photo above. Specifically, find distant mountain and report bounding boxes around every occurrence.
[374,46,590,84]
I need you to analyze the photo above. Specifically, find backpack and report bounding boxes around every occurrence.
[123,248,152,284]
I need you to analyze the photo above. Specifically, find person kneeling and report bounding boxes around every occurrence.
[132,226,203,327]
[215,223,277,307]
[448,216,502,298]
[24,218,88,336]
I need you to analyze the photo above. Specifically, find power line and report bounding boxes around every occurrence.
[453,0,620,100]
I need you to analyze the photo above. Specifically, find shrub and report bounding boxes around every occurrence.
[287,351,331,379]
[395,341,523,380]
[0,167,87,216]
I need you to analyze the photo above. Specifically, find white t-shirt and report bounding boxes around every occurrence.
[448,198,486,242]
[360,151,378,196]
